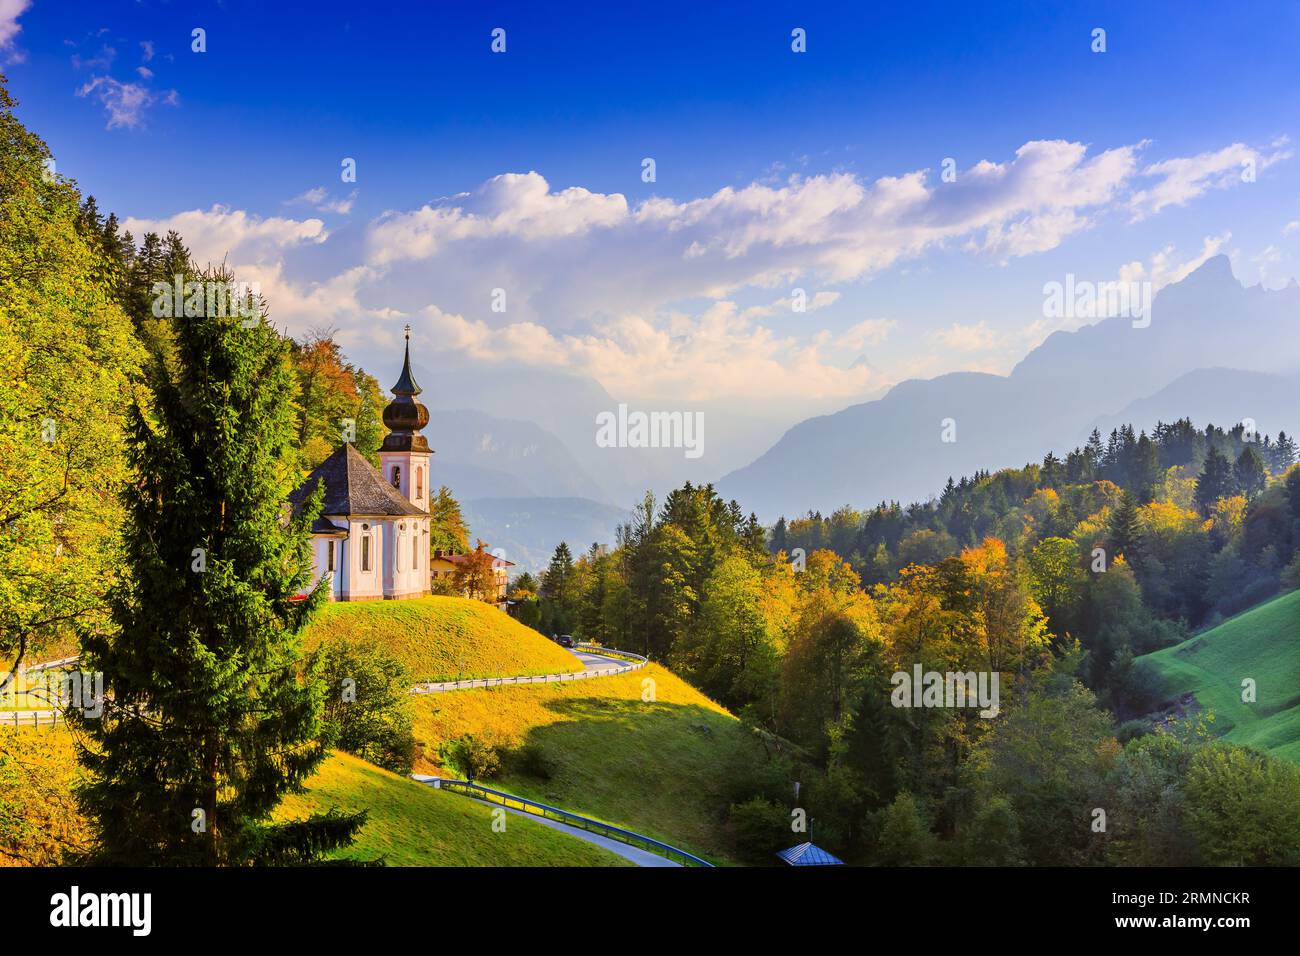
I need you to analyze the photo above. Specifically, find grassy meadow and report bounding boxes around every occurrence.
[301,596,583,682]
[410,663,778,864]
[1141,589,1300,762]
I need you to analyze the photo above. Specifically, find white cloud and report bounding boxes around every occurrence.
[1284,220,1300,236]
[76,75,179,129]
[1118,232,1231,290]
[369,172,628,263]
[123,205,327,266]
[835,318,897,352]
[1130,140,1292,219]
[289,187,357,215]
[929,321,1000,353]
[740,290,841,320]
[126,137,1282,407]
[0,0,32,51]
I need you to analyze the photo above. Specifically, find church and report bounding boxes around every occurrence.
[289,330,434,601]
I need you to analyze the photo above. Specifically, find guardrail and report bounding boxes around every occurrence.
[572,643,649,666]
[418,777,713,867]
[410,646,647,695]
[0,710,61,728]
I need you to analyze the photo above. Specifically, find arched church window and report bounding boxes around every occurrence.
[361,533,372,572]
[391,465,402,490]
[416,468,423,500]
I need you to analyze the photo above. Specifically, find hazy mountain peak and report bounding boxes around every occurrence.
[1184,253,1236,284]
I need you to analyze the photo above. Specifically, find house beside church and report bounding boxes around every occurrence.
[430,548,515,606]
[289,330,434,601]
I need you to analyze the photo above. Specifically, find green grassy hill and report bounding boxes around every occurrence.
[0,728,626,867]
[1140,589,1300,762]
[411,663,778,865]
[301,596,583,682]
[279,751,629,866]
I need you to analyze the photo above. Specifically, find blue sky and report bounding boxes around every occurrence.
[4,0,1299,442]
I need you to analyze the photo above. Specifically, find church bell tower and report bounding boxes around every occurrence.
[378,326,432,513]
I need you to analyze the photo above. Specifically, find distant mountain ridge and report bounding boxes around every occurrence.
[428,408,608,502]
[461,497,631,573]
[719,257,1300,519]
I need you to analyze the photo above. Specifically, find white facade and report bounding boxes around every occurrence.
[303,513,432,602]
[292,334,435,602]
[380,450,431,514]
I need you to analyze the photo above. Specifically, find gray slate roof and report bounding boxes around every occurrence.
[290,443,427,519]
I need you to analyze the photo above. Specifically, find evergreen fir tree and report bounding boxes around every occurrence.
[1109,493,1143,568]
[1194,446,1237,517]
[75,264,363,865]
[1233,446,1267,499]
[1272,431,1297,474]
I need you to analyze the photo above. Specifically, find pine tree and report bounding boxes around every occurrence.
[1109,493,1143,568]
[1132,433,1162,503]
[1233,446,1267,499]
[75,263,363,865]
[1272,431,1297,474]
[1194,447,1237,517]
[543,541,575,603]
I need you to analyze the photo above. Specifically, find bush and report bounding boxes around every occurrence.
[727,797,791,864]
[309,639,416,774]
[1116,719,1152,744]
[869,792,938,866]
[442,734,501,780]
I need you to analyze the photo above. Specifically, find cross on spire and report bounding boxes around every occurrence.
[404,323,411,341]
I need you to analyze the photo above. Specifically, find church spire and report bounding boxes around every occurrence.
[379,326,430,453]
[392,324,422,396]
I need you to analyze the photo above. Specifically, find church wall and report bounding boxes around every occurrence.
[342,519,384,601]
[382,516,431,600]
[304,535,344,601]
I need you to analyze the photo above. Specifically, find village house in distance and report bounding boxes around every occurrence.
[430,548,514,605]
[290,329,512,603]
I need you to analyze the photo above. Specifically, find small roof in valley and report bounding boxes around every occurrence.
[775,842,844,866]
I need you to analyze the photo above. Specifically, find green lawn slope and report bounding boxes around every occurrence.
[1,728,626,867]
[302,596,583,683]
[1140,589,1300,762]
[279,751,629,866]
[411,663,778,865]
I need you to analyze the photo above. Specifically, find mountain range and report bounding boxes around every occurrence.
[412,256,1299,553]
[717,257,1300,519]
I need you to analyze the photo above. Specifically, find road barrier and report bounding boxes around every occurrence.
[0,710,61,728]
[417,776,714,867]
[410,646,647,695]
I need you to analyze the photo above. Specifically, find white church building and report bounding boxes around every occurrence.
[289,331,433,601]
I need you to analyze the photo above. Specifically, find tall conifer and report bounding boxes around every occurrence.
[75,265,363,865]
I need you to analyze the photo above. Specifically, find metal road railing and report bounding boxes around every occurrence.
[420,777,713,867]
[0,709,61,728]
[410,645,648,695]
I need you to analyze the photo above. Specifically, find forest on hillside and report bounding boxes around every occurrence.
[515,423,1300,864]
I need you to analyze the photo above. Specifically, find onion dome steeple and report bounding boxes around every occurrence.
[380,325,431,453]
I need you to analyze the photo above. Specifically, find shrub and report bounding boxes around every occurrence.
[442,734,501,780]
[310,639,416,774]
[727,797,791,865]
[869,792,939,866]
